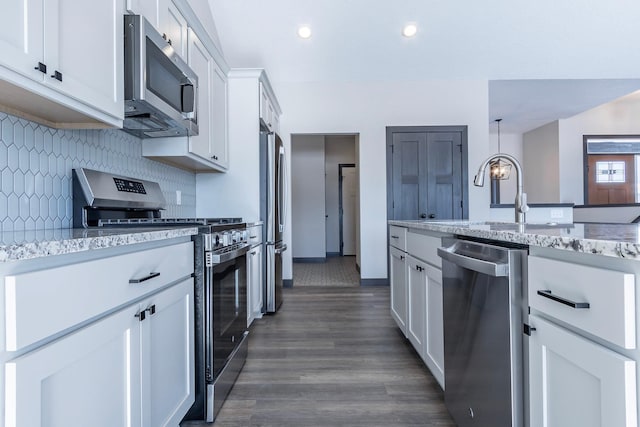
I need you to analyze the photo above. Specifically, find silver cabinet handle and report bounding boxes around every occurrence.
[275,244,287,254]
[390,235,399,239]
[129,272,160,284]
[537,290,590,309]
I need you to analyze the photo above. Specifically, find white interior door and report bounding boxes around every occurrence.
[341,166,357,256]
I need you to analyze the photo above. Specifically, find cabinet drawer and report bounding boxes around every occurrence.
[406,231,441,268]
[4,241,193,352]
[529,256,635,349]
[247,224,263,246]
[389,226,407,251]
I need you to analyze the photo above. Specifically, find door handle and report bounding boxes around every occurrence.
[420,213,427,218]
[537,290,590,309]
[428,214,436,218]
[129,272,160,284]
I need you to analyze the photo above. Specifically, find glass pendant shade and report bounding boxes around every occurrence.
[490,159,511,180]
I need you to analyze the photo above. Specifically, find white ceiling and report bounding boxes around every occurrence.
[209,0,640,133]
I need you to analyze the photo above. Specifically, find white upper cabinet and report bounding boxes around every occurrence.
[259,81,280,134]
[138,0,230,172]
[160,0,188,59]
[0,0,123,127]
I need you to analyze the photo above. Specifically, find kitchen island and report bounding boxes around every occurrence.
[389,219,640,427]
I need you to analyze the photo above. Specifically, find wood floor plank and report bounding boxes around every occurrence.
[188,285,454,426]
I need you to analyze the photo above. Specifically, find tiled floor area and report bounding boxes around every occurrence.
[292,256,360,287]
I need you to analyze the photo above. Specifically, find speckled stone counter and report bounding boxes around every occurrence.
[389,220,640,260]
[0,227,199,262]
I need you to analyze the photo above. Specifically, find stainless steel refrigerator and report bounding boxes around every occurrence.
[260,130,287,313]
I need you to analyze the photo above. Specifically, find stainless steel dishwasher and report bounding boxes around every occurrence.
[437,237,527,427]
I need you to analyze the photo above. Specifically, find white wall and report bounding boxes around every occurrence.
[196,74,261,220]
[559,91,640,204]
[523,121,560,203]
[291,135,326,258]
[276,80,490,281]
[324,136,356,254]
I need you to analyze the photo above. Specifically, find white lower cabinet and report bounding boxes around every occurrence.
[529,315,637,427]
[406,254,444,388]
[141,278,194,427]
[4,276,194,427]
[407,255,426,355]
[5,300,142,427]
[390,246,407,336]
[247,243,263,327]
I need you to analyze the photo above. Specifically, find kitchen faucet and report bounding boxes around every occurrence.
[473,153,529,224]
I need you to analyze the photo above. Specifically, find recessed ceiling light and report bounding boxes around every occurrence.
[297,26,312,39]
[402,23,418,38]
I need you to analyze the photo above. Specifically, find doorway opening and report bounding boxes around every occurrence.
[290,134,361,286]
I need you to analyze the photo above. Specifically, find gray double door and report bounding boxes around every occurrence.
[387,126,468,221]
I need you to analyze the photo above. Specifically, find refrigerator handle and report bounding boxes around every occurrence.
[279,145,288,233]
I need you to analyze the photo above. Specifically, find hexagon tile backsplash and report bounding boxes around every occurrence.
[0,112,196,232]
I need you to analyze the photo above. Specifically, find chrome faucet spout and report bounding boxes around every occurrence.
[474,153,529,224]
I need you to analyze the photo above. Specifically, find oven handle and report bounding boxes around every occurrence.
[208,243,251,265]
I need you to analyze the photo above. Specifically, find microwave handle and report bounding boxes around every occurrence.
[181,82,195,114]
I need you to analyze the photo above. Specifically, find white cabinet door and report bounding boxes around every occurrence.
[0,0,43,80]
[4,305,142,427]
[407,255,426,359]
[0,0,123,121]
[529,315,637,427]
[390,246,408,336]
[424,263,444,388]
[210,63,228,168]
[188,29,213,161]
[247,244,263,326]
[45,0,123,118]
[141,278,194,427]
[159,0,188,58]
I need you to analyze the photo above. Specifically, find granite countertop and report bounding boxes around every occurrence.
[0,227,199,263]
[389,220,640,260]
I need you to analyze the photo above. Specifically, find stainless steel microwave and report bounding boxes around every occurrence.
[122,14,198,138]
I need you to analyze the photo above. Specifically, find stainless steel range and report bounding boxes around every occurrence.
[72,168,249,424]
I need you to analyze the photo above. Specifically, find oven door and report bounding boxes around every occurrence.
[207,252,247,380]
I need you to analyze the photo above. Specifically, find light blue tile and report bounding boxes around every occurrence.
[43,130,52,154]
[29,150,38,171]
[2,218,13,233]
[34,172,44,195]
[7,145,19,172]
[13,122,24,148]
[19,194,29,218]
[52,176,62,198]
[44,218,54,229]
[34,127,44,152]
[0,194,7,218]
[57,196,65,219]
[39,196,48,219]
[39,152,48,173]
[0,145,7,169]
[57,156,65,177]
[1,118,14,144]
[7,193,19,220]
[48,197,56,218]
[25,218,36,231]
[48,156,57,177]
[24,125,34,150]
[18,147,29,172]
[13,171,24,195]
[1,168,12,195]
[44,175,53,197]
[23,171,34,196]
[29,194,38,220]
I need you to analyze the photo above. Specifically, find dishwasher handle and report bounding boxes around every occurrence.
[437,246,509,277]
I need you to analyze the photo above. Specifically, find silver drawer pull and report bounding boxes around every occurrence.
[390,235,400,239]
[129,272,160,284]
[537,289,590,309]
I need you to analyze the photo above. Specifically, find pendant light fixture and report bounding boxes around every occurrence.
[490,118,512,180]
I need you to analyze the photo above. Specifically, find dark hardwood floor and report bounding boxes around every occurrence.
[208,286,455,426]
